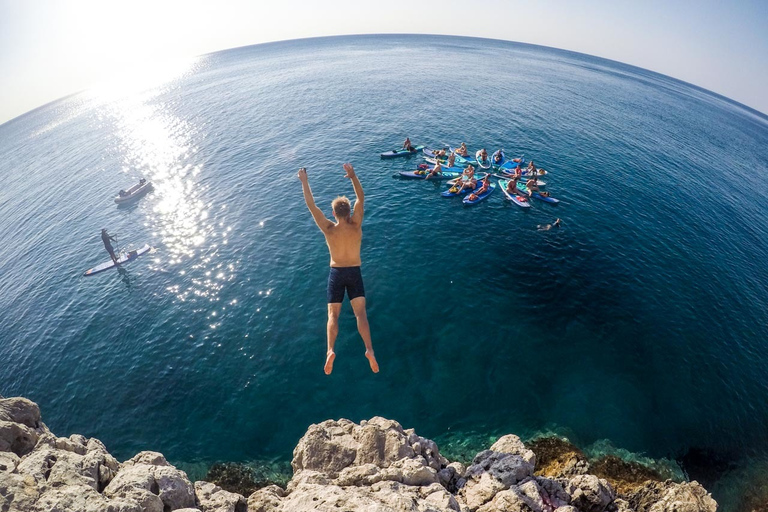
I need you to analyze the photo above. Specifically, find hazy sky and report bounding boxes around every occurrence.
[1,0,766,124]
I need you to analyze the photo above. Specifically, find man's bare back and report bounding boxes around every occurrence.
[298,164,379,375]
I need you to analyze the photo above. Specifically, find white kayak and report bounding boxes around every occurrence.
[83,244,152,276]
[115,180,153,204]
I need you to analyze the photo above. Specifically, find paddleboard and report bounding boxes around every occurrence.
[463,182,496,205]
[399,170,462,180]
[380,145,425,158]
[498,179,532,208]
[83,244,152,276]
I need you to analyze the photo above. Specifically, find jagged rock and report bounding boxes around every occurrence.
[554,506,578,512]
[490,435,536,467]
[536,476,571,509]
[462,472,506,511]
[477,477,548,512]
[564,474,615,512]
[627,480,716,512]
[246,484,285,512]
[0,421,39,457]
[0,451,20,472]
[0,471,40,511]
[527,437,589,478]
[16,446,96,489]
[104,451,196,512]
[0,398,42,429]
[255,480,462,512]
[291,417,447,479]
[34,483,140,512]
[194,480,247,512]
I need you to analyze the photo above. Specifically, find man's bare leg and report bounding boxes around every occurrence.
[350,297,379,373]
[325,303,341,374]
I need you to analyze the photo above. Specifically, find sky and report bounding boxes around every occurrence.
[1,0,766,124]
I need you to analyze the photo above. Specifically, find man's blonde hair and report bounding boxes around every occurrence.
[332,196,351,220]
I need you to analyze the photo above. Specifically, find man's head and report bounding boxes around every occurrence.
[332,196,351,220]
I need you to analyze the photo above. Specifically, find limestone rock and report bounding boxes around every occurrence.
[34,483,133,512]
[0,398,42,429]
[291,417,447,480]
[564,474,615,512]
[490,435,536,467]
[0,451,20,472]
[0,421,39,457]
[194,480,247,512]
[16,446,98,489]
[0,471,40,511]
[104,452,196,512]
[246,484,285,512]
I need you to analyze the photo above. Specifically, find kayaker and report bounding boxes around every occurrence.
[101,229,119,264]
[456,143,469,157]
[403,137,413,151]
[297,164,379,375]
[467,174,491,201]
[424,160,442,180]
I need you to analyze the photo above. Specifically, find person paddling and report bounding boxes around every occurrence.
[298,164,379,375]
[403,137,413,152]
[101,229,119,264]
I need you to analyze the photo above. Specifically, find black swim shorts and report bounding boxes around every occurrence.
[327,266,365,304]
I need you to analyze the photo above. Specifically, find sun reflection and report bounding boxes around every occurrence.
[100,62,236,311]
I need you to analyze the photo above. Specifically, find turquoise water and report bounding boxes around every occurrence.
[1,35,767,508]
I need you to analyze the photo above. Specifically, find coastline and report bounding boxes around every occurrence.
[0,394,718,511]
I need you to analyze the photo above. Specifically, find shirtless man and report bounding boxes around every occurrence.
[456,142,469,157]
[298,164,379,375]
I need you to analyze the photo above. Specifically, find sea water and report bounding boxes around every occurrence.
[1,35,767,509]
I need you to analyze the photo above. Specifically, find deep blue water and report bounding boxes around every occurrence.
[1,35,767,508]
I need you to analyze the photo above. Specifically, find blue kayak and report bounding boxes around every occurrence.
[463,182,496,205]
[499,157,529,169]
[381,145,425,158]
[516,183,560,204]
[399,170,463,180]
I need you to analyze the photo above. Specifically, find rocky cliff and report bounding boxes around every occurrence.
[0,395,717,512]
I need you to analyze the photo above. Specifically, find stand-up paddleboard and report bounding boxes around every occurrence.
[380,145,425,158]
[463,182,496,205]
[476,150,491,169]
[498,179,532,208]
[399,170,463,180]
[516,183,560,204]
[83,244,152,276]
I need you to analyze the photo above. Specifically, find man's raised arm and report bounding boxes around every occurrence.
[298,168,333,232]
[343,163,364,222]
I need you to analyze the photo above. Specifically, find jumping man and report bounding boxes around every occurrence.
[298,164,379,375]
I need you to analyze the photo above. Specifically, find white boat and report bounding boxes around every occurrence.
[115,179,153,204]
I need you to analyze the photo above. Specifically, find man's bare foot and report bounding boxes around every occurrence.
[365,350,379,373]
[324,351,336,375]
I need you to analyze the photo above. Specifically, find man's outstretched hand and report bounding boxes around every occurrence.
[343,163,356,179]
[297,167,308,182]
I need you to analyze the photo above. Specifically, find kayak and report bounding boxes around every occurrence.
[463,182,496,205]
[476,150,492,169]
[115,180,153,204]
[380,145,425,158]
[501,156,527,167]
[399,170,463,180]
[83,244,152,276]
[516,183,560,204]
[441,179,483,198]
[498,179,532,208]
